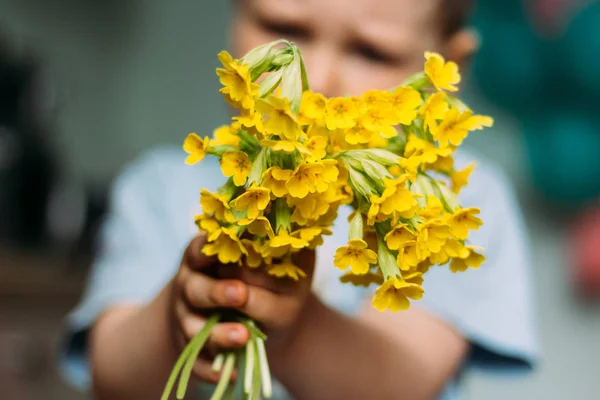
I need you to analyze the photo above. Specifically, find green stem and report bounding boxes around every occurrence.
[160,337,194,400]
[212,353,225,372]
[244,337,255,394]
[176,314,221,399]
[210,352,237,400]
[255,337,272,398]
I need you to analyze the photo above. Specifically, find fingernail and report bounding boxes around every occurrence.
[228,329,242,343]
[225,285,239,304]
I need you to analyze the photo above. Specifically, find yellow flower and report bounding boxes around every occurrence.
[288,193,330,224]
[194,213,221,234]
[384,224,417,250]
[417,220,451,253]
[220,151,252,186]
[211,124,241,147]
[403,272,424,286]
[429,239,469,265]
[261,166,293,197]
[446,207,483,240]
[202,227,248,264]
[418,195,444,219]
[256,96,303,140]
[420,92,449,133]
[300,91,327,122]
[230,186,271,220]
[360,106,398,138]
[234,111,265,138]
[239,216,275,239]
[242,238,263,268]
[200,189,234,223]
[450,246,485,273]
[333,239,378,275]
[216,51,259,111]
[261,139,310,156]
[345,121,374,145]
[183,133,210,165]
[451,162,475,193]
[424,52,460,92]
[372,277,424,312]
[261,230,309,258]
[292,226,332,248]
[325,97,359,130]
[285,163,324,198]
[360,90,389,111]
[340,271,383,287]
[434,108,494,148]
[378,178,418,216]
[313,159,340,193]
[304,136,328,161]
[428,155,455,173]
[267,258,307,280]
[396,241,421,271]
[388,86,421,125]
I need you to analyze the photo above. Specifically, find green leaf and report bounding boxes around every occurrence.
[176,314,220,399]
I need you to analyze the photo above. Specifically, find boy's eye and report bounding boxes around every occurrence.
[354,45,396,65]
[260,20,309,40]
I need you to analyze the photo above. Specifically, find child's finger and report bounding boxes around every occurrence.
[205,322,249,351]
[237,285,299,330]
[184,234,217,271]
[184,274,248,309]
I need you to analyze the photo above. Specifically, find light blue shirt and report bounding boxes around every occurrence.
[60,145,539,399]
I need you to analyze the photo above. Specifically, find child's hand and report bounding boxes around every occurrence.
[169,234,315,383]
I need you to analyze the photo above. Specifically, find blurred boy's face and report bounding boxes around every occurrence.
[231,0,468,97]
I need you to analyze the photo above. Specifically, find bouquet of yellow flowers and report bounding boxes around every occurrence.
[161,39,492,400]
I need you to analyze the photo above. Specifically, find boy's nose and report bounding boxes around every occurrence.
[301,44,342,97]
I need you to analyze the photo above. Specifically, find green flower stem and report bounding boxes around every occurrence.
[160,337,194,400]
[255,337,273,398]
[212,353,225,372]
[250,345,262,400]
[210,352,237,400]
[176,314,221,399]
[244,337,255,394]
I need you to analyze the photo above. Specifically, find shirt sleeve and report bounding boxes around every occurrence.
[59,149,187,390]
[417,160,539,371]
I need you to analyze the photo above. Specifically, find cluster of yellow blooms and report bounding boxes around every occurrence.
[184,42,492,313]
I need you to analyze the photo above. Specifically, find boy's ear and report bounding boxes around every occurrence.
[446,28,480,69]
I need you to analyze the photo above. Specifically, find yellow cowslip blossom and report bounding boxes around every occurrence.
[257,96,303,140]
[288,192,331,224]
[262,166,293,197]
[216,51,259,111]
[378,178,418,216]
[234,111,266,139]
[285,162,327,198]
[183,133,210,165]
[220,151,252,186]
[325,97,360,130]
[451,162,475,193]
[429,239,469,265]
[313,159,340,193]
[418,195,445,219]
[340,271,383,287]
[360,106,398,138]
[388,86,421,125]
[292,226,332,249]
[385,224,417,250]
[304,136,328,161]
[334,239,378,275]
[396,241,421,271]
[230,185,271,220]
[261,230,309,258]
[424,52,460,92]
[420,92,449,133]
[202,227,248,264]
[300,91,327,123]
[434,108,494,148]
[450,246,486,273]
[211,124,241,147]
[200,189,234,223]
[194,213,221,234]
[345,121,374,145]
[417,220,451,254]
[267,258,307,280]
[446,207,483,240]
[261,138,310,156]
[360,90,389,111]
[240,216,275,239]
[242,238,263,268]
[372,277,424,312]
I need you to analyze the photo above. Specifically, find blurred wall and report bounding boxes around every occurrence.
[1,0,230,184]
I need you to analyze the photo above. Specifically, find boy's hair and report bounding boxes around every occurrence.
[441,0,474,36]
